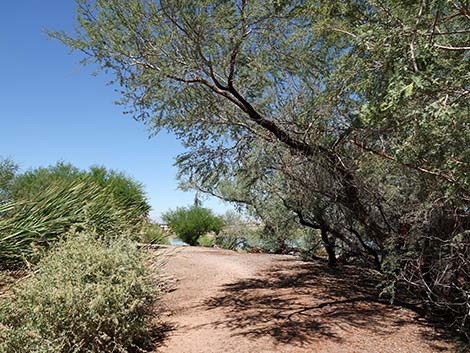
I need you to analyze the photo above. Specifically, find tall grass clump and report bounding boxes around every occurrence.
[0,178,147,268]
[0,233,159,353]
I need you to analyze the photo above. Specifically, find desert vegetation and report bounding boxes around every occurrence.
[0,0,468,351]
[0,233,159,353]
[0,159,165,352]
[52,0,469,344]
[162,205,224,246]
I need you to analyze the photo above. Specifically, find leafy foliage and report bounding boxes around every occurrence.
[162,206,224,246]
[0,180,131,268]
[0,233,159,353]
[0,161,151,268]
[197,234,215,247]
[11,162,150,222]
[55,0,470,341]
[213,211,256,251]
[0,157,19,204]
[139,222,169,245]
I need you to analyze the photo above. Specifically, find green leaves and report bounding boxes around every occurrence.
[162,205,224,246]
[0,162,151,268]
[0,233,158,352]
[55,0,470,339]
[0,157,19,204]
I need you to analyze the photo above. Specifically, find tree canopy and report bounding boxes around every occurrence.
[54,0,469,340]
[0,157,19,204]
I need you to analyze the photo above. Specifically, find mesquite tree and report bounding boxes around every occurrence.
[53,0,469,339]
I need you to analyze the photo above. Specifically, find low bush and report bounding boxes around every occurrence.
[0,233,159,353]
[214,225,251,250]
[215,217,323,256]
[162,206,224,246]
[298,229,324,261]
[197,234,214,247]
[212,212,255,251]
[139,222,169,245]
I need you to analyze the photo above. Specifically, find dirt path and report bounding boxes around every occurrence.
[155,246,453,353]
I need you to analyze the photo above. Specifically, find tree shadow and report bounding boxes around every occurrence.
[142,320,175,351]
[202,258,451,350]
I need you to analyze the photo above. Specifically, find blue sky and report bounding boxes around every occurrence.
[0,1,232,220]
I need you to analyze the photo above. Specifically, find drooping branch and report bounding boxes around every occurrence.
[350,138,469,194]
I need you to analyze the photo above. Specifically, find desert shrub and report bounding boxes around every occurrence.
[381,228,470,342]
[197,233,214,247]
[221,203,313,254]
[86,165,151,226]
[11,162,150,224]
[10,161,81,200]
[0,233,159,353]
[253,205,313,255]
[0,179,142,268]
[216,221,323,256]
[212,211,253,250]
[139,222,169,245]
[162,206,224,246]
[214,225,254,251]
[214,229,246,250]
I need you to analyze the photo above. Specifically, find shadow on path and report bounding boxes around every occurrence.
[202,258,449,350]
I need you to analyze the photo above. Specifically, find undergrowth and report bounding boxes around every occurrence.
[0,233,161,353]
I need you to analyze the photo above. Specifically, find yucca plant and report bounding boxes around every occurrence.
[0,179,146,269]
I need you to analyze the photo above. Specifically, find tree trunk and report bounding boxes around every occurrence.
[321,225,336,267]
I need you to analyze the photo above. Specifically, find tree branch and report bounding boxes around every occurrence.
[433,44,470,51]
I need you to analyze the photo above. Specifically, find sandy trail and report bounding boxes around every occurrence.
[155,246,453,353]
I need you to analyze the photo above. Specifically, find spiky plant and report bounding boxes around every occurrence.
[0,179,146,268]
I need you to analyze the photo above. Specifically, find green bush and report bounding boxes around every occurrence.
[162,206,224,246]
[139,222,169,245]
[0,160,153,268]
[298,229,323,261]
[0,233,159,353]
[214,225,251,250]
[86,165,151,225]
[215,216,321,256]
[197,234,214,247]
[0,179,143,268]
[11,162,150,225]
[212,212,259,251]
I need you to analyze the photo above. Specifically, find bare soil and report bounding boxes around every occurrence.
[154,246,454,353]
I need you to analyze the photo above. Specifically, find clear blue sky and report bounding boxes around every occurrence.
[0,1,232,220]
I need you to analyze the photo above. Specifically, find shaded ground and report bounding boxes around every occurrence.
[155,246,454,353]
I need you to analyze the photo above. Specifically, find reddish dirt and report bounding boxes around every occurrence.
[155,246,454,353]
